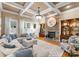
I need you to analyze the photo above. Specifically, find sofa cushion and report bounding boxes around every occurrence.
[60,43,70,53]
[3,44,16,48]
[48,46,64,57]
[14,48,33,57]
[7,54,15,57]
[0,51,6,57]
[10,39,24,48]
[0,39,22,56]
[17,38,28,47]
[33,45,49,57]
[0,38,8,44]
[20,33,28,37]
[6,35,12,42]
[68,36,78,44]
[75,44,79,50]
[21,39,28,47]
[9,34,17,40]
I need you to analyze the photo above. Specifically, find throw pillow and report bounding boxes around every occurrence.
[9,39,24,48]
[3,44,16,48]
[6,35,12,42]
[9,34,17,40]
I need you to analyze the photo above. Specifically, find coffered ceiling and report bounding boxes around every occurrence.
[16,2,25,6]
[59,2,79,12]
[30,2,49,11]
[24,11,34,17]
[43,11,56,17]
[0,2,79,19]
[3,3,20,13]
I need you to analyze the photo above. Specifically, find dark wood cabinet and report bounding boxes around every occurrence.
[61,18,79,40]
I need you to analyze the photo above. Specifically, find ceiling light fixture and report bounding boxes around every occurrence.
[35,7,42,20]
[65,5,72,9]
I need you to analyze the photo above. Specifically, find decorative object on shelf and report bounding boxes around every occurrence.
[47,17,56,27]
[35,7,42,20]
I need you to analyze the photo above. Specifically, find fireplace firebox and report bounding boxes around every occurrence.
[46,32,55,38]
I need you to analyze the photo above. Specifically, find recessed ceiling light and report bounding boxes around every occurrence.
[65,5,72,9]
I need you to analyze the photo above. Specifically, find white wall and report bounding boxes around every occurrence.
[5,16,9,34]
[3,13,40,37]
[61,7,79,20]
[0,11,1,36]
[0,3,2,36]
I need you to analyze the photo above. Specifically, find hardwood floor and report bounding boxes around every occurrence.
[37,37,60,46]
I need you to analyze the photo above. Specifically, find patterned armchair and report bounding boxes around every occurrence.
[68,35,79,44]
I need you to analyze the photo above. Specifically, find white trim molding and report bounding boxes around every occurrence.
[20,2,34,15]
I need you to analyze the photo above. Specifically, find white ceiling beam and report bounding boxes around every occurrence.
[23,2,37,15]
[47,13,57,18]
[43,2,57,12]
[11,2,24,9]
[2,9,32,19]
[0,3,3,11]
[3,2,24,10]
[2,9,18,15]
[23,2,30,8]
[21,2,35,15]
[56,2,72,8]
[49,2,61,15]
[27,9,37,15]
[20,2,34,15]
[40,8,52,15]
[22,15,33,19]
[43,2,61,15]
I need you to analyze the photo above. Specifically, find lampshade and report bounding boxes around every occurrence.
[39,16,45,24]
[35,15,42,20]
[35,7,42,20]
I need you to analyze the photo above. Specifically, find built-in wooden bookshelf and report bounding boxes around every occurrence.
[61,18,79,40]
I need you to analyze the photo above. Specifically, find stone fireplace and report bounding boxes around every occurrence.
[45,17,60,41]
